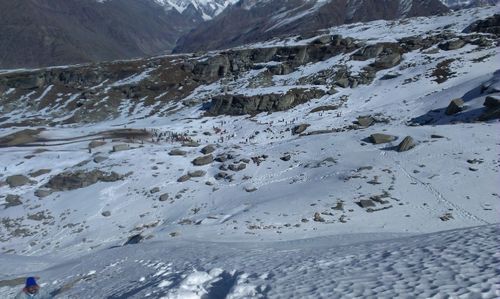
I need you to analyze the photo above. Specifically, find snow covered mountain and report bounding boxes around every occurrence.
[439,0,498,9]
[154,0,238,20]
[0,6,499,298]
[174,0,450,53]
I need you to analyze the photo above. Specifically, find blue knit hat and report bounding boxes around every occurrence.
[26,277,37,287]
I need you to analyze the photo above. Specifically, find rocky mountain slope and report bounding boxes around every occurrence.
[0,0,196,69]
[0,7,499,298]
[173,0,450,53]
[439,0,498,9]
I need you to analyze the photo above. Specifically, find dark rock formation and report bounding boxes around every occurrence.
[207,88,325,116]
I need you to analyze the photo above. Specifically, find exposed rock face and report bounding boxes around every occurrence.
[44,170,124,191]
[6,175,31,188]
[370,134,397,144]
[397,136,416,152]
[445,98,465,115]
[207,88,325,116]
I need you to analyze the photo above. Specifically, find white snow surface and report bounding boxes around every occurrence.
[0,6,499,298]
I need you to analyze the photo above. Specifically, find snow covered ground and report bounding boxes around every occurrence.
[0,6,499,298]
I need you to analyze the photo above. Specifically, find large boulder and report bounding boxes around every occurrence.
[439,39,465,51]
[112,144,130,152]
[369,133,396,144]
[6,175,31,188]
[373,53,402,69]
[445,98,465,115]
[397,136,416,152]
[292,124,310,135]
[484,95,500,109]
[192,154,213,166]
[201,144,216,155]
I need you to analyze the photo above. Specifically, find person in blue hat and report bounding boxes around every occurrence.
[14,277,52,299]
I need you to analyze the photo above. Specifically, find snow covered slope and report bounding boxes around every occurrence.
[1,225,499,298]
[0,6,499,298]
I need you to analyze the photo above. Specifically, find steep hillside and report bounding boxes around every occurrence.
[0,0,194,69]
[174,0,450,53]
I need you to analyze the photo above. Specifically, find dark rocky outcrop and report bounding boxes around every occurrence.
[464,14,500,36]
[207,88,325,116]
[44,170,124,191]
